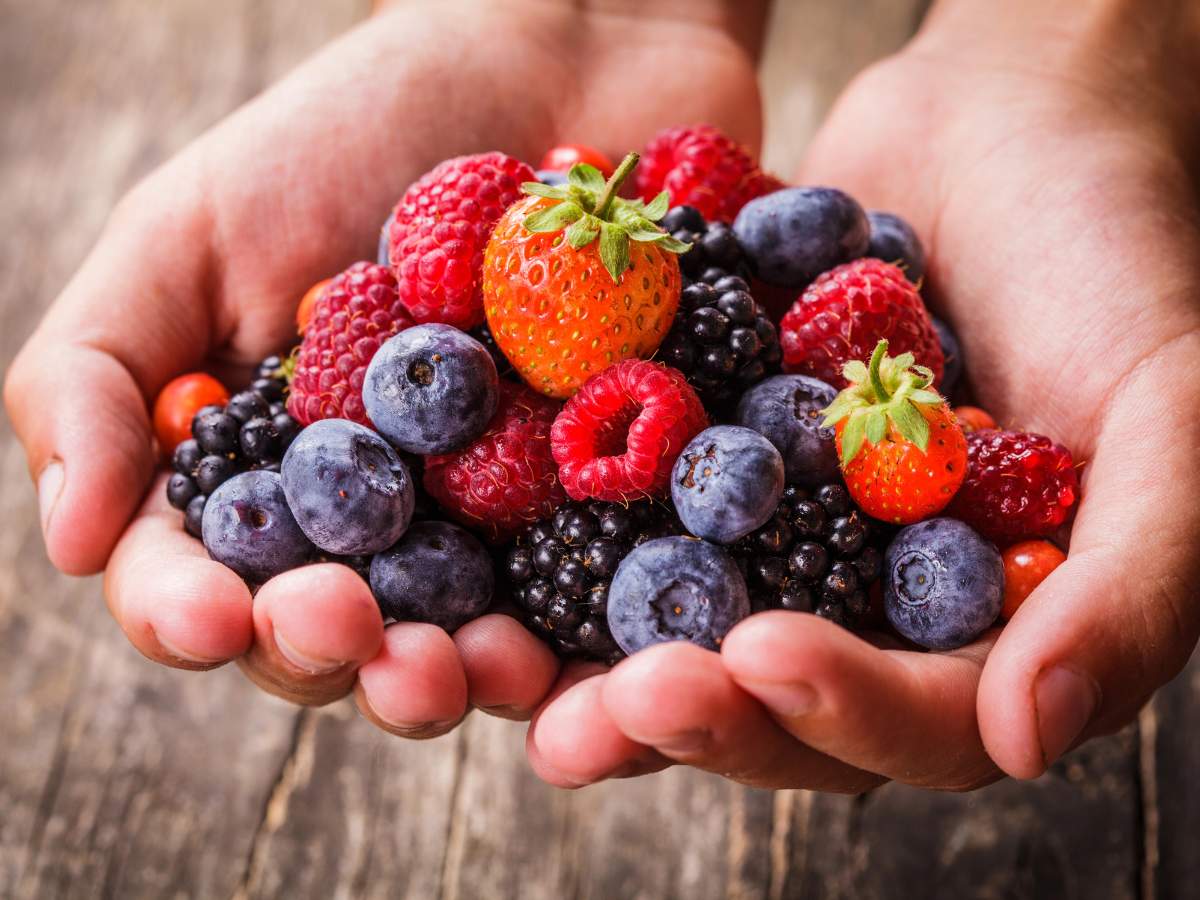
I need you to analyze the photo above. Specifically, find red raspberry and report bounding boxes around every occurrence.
[780,258,944,388]
[388,152,536,330]
[947,430,1079,543]
[552,360,708,502]
[423,381,567,543]
[635,124,783,223]
[288,262,414,426]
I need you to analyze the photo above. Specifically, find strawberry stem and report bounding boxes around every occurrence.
[868,339,891,402]
[592,152,639,220]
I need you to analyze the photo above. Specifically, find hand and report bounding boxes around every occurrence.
[3,0,764,731]
[526,0,1200,789]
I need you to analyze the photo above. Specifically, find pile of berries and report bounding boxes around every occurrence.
[154,124,1079,661]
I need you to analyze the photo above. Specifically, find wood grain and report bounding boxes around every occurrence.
[0,2,1195,899]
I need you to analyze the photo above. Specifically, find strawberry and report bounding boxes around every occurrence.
[483,153,688,398]
[821,340,967,524]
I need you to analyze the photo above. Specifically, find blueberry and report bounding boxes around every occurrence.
[273,412,301,452]
[536,169,569,186]
[370,521,493,631]
[661,205,706,234]
[280,418,414,555]
[193,411,239,455]
[607,536,750,654]
[671,426,785,545]
[239,417,279,461]
[931,316,963,396]
[167,472,199,510]
[252,377,285,404]
[202,470,313,583]
[866,210,925,283]
[363,323,499,454]
[378,209,395,266]
[735,375,840,486]
[733,187,869,288]
[883,518,1003,650]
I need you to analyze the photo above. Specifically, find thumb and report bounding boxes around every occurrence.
[4,193,214,575]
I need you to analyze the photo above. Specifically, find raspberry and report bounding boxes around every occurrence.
[551,360,707,502]
[946,430,1079,543]
[388,152,536,330]
[423,381,567,543]
[288,262,414,426]
[780,258,944,388]
[635,125,783,223]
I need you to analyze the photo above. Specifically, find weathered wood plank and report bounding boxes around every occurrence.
[1149,650,1199,900]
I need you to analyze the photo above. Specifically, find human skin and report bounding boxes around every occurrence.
[3,0,766,732]
[526,0,1200,789]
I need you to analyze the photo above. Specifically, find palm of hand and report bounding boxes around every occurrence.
[528,50,1200,791]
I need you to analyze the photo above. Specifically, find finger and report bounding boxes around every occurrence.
[452,614,561,720]
[527,664,669,788]
[104,473,253,669]
[354,622,469,739]
[601,642,884,792]
[979,341,1200,777]
[723,612,1000,789]
[239,563,384,706]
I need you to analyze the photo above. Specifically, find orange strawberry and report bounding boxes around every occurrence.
[482,153,687,398]
[822,340,967,523]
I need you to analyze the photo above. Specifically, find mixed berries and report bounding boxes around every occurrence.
[155,124,1081,661]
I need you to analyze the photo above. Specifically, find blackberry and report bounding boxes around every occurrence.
[505,499,679,664]
[657,276,783,413]
[732,482,884,628]
[169,354,302,532]
[469,322,516,380]
[661,205,751,285]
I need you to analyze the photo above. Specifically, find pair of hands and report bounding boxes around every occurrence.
[6,0,1199,791]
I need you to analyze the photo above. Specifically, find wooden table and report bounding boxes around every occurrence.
[1,2,1196,897]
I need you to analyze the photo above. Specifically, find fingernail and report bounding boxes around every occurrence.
[742,680,819,718]
[1035,664,1100,767]
[156,631,222,665]
[38,459,64,537]
[653,729,711,754]
[273,628,344,675]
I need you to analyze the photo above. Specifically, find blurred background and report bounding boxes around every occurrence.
[1,1,1197,898]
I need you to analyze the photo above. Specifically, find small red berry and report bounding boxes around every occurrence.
[635,124,782,223]
[154,373,229,455]
[1001,540,1067,619]
[288,262,414,427]
[388,152,536,330]
[552,359,708,502]
[423,381,567,543]
[296,278,331,335]
[781,258,944,389]
[947,430,1079,543]
[540,144,615,177]
[955,405,997,433]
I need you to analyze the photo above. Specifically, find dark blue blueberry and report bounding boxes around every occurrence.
[173,438,203,476]
[193,411,239,455]
[733,187,869,288]
[377,209,395,266]
[536,169,568,186]
[883,518,1003,650]
[931,316,963,396]
[226,390,269,424]
[184,494,206,539]
[167,472,199,510]
[735,375,840,486]
[866,210,925,283]
[671,426,784,544]
[280,418,414,555]
[362,324,499,454]
[607,536,750,654]
[202,470,313,584]
[370,521,493,631]
[194,454,237,494]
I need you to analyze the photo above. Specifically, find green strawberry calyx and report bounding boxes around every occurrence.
[820,339,946,465]
[519,151,690,282]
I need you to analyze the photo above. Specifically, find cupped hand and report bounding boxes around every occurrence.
[3,0,763,730]
[528,1,1200,789]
